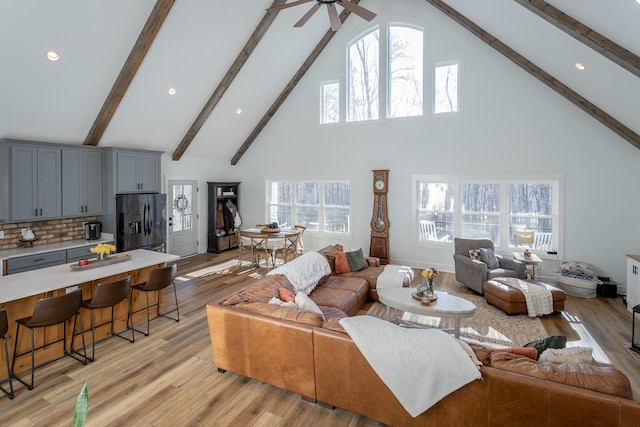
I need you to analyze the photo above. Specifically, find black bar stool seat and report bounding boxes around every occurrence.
[79,275,135,362]
[0,309,14,399]
[11,288,87,391]
[130,264,180,336]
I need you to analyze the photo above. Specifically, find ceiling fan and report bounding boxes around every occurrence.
[267,0,377,31]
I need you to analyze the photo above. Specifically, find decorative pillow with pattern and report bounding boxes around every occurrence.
[469,249,481,260]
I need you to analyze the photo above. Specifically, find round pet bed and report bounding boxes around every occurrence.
[554,273,598,298]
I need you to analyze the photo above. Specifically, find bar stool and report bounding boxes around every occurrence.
[0,309,14,399]
[81,276,134,362]
[12,289,87,390]
[130,264,179,336]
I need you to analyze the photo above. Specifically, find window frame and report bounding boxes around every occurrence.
[412,175,564,256]
[266,179,352,237]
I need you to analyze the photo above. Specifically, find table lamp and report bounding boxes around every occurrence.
[516,230,534,257]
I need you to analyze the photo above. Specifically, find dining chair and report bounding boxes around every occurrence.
[235,229,255,268]
[273,233,300,264]
[249,234,273,269]
[293,225,306,255]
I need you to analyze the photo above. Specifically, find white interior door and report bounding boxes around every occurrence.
[168,180,198,257]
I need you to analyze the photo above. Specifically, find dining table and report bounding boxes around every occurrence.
[240,228,301,269]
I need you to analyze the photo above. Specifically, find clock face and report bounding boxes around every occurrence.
[375,179,385,190]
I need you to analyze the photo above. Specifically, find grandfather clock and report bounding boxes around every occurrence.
[370,169,390,265]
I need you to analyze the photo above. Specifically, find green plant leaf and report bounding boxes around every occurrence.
[72,380,89,427]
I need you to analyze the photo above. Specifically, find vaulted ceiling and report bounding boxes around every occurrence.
[1,0,638,164]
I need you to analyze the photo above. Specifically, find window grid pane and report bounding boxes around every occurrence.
[434,63,459,114]
[417,181,454,241]
[461,183,501,242]
[388,26,423,118]
[321,81,339,124]
[347,30,380,122]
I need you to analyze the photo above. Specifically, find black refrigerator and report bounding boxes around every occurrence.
[116,193,166,253]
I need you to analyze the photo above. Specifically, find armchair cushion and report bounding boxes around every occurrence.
[479,248,499,269]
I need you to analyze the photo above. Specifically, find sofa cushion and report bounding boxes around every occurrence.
[295,292,325,321]
[338,265,386,289]
[489,352,633,399]
[309,286,360,317]
[318,244,343,273]
[346,248,369,272]
[335,251,351,274]
[318,276,369,306]
[235,302,323,327]
[320,306,348,322]
[221,275,290,305]
[487,347,538,360]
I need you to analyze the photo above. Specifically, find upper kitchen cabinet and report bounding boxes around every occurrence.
[5,143,62,221]
[111,149,161,193]
[62,148,103,216]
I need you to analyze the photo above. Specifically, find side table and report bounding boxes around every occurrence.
[513,252,542,280]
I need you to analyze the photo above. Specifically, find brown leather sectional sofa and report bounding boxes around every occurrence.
[206,245,640,426]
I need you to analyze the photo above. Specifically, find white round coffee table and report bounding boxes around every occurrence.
[377,287,476,337]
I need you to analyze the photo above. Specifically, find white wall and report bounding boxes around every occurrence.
[166,0,640,287]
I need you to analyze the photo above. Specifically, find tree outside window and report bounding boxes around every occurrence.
[434,62,459,114]
[347,29,379,122]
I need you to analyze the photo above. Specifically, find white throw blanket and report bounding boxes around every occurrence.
[376,265,414,289]
[267,251,331,295]
[339,316,481,417]
[494,277,553,317]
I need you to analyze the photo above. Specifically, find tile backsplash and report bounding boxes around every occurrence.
[0,216,97,250]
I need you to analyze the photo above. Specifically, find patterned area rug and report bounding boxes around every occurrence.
[367,292,548,347]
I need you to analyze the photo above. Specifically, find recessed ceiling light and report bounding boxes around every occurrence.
[236,108,242,115]
[46,51,60,61]
[168,87,176,95]
[575,62,585,71]
[636,0,640,5]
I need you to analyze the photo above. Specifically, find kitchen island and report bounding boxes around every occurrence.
[0,249,179,377]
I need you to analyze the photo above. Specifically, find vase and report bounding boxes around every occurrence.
[425,278,435,298]
[97,253,110,262]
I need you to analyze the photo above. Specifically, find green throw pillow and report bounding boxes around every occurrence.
[524,336,567,360]
[346,248,368,272]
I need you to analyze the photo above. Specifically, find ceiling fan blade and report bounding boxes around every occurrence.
[267,0,313,13]
[327,3,342,31]
[294,3,322,27]
[338,0,377,21]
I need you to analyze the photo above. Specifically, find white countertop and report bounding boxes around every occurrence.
[0,249,179,304]
[0,234,115,260]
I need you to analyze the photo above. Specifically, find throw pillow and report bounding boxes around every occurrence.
[295,292,325,321]
[479,248,500,269]
[278,287,295,303]
[345,248,368,272]
[524,335,567,360]
[487,347,538,360]
[335,251,351,274]
[539,347,593,364]
[469,249,481,260]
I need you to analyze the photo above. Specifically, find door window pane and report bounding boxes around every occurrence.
[172,184,193,232]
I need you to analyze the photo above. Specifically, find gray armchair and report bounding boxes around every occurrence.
[453,238,526,294]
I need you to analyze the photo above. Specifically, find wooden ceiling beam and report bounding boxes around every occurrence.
[171,0,288,161]
[514,0,640,79]
[84,0,175,146]
[231,1,363,165]
[423,0,640,150]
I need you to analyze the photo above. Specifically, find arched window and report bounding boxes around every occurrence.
[347,28,380,122]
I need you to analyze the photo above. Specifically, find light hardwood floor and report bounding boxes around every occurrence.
[0,252,637,426]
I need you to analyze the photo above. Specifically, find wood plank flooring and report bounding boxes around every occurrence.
[0,251,637,426]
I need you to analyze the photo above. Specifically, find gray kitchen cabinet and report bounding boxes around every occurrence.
[10,144,61,221]
[5,250,66,275]
[116,150,160,193]
[62,148,104,216]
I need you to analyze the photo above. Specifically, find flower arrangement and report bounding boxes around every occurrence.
[417,267,440,296]
[90,243,116,260]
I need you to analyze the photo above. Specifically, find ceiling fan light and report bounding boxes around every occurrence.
[46,51,60,61]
